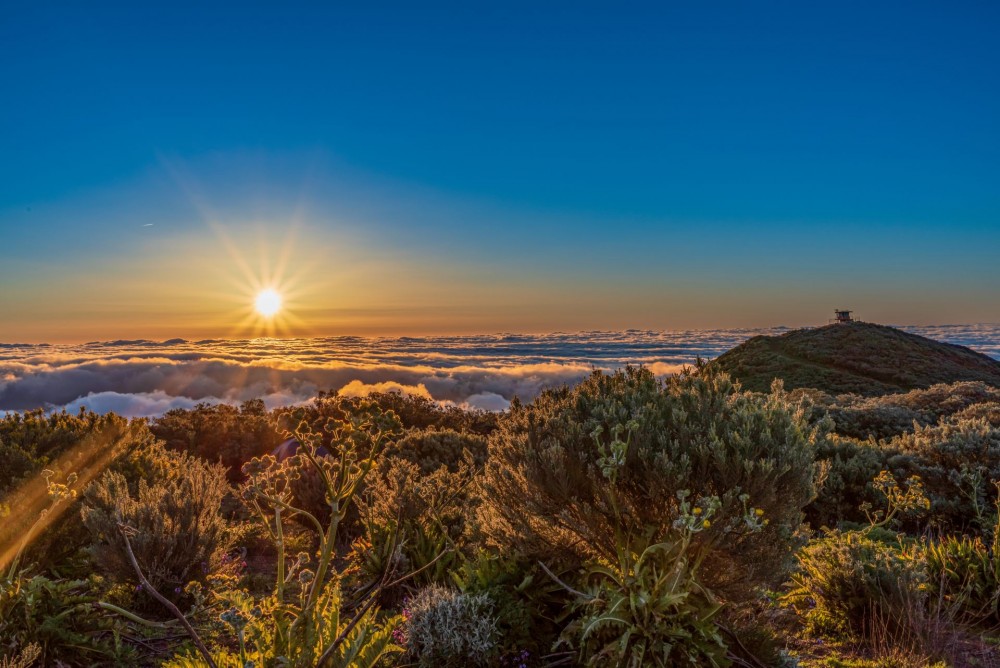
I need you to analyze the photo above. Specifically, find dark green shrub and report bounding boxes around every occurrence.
[81,442,232,593]
[0,572,134,665]
[480,366,821,601]
[807,435,896,529]
[891,419,1000,532]
[451,552,561,663]
[559,530,728,667]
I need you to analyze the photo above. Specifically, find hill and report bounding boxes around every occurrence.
[711,321,1000,396]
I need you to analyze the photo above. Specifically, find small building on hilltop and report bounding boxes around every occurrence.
[832,309,855,324]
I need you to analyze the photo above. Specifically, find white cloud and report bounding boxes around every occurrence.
[0,326,994,418]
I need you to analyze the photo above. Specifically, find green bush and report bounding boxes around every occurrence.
[891,419,1000,532]
[451,552,561,663]
[403,584,499,667]
[559,530,729,668]
[81,442,232,593]
[924,531,1000,627]
[785,530,925,639]
[0,572,133,665]
[480,366,821,601]
[807,436,895,529]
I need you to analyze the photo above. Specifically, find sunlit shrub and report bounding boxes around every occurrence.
[481,366,821,601]
[382,428,488,474]
[949,401,1000,428]
[785,530,925,639]
[152,399,283,481]
[1,473,134,665]
[824,382,1000,441]
[924,533,1000,627]
[162,401,406,667]
[81,442,232,593]
[403,584,499,667]
[0,410,153,575]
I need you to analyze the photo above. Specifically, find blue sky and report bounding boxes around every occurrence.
[1,1,998,340]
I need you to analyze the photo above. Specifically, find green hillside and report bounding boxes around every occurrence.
[711,321,1000,395]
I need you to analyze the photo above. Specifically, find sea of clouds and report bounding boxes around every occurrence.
[2,325,999,418]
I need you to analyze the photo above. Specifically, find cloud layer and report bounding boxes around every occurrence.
[1,325,998,417]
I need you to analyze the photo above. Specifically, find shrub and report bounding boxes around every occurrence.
[382,428,488,474]
[807,436,895,529]
[558,499,732,668]
[480,366,821,601]
[275,391,498,446]
[924,533,1000,627]
[403,584,499,667]
[785,530,925,639]
[151,400,283,481]
[165,401,406,667]
[0,573,132,665]
[81,442,232,593]
[949,401,1000,428]
[355,457,473,590]
[451,552,561,663]
[890,419,1000,532]
[821,382,1000,441]
[0,411,154,575]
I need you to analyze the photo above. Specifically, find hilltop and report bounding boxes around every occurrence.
[711,321,1000,396]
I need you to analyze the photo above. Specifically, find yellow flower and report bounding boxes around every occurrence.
[692,507,702,515]
[702,519,711,529]
[754,508,764,517]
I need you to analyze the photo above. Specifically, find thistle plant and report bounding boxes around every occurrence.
[210,402,405,667]
[861,470,931,530]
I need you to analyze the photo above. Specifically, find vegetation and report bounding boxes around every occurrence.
[5,329,1000,666]
[712,322,1000,396]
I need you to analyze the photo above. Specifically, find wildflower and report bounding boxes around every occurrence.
[702,519,711,529]
[174,586,182,595]
[755,508,764,517]
[693,507,702,515]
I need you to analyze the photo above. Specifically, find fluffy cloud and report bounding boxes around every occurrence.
[0,326,995,418]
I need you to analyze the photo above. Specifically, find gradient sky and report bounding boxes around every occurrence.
[1,1,998,342]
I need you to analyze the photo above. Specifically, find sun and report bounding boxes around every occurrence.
[254,289,282,317]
